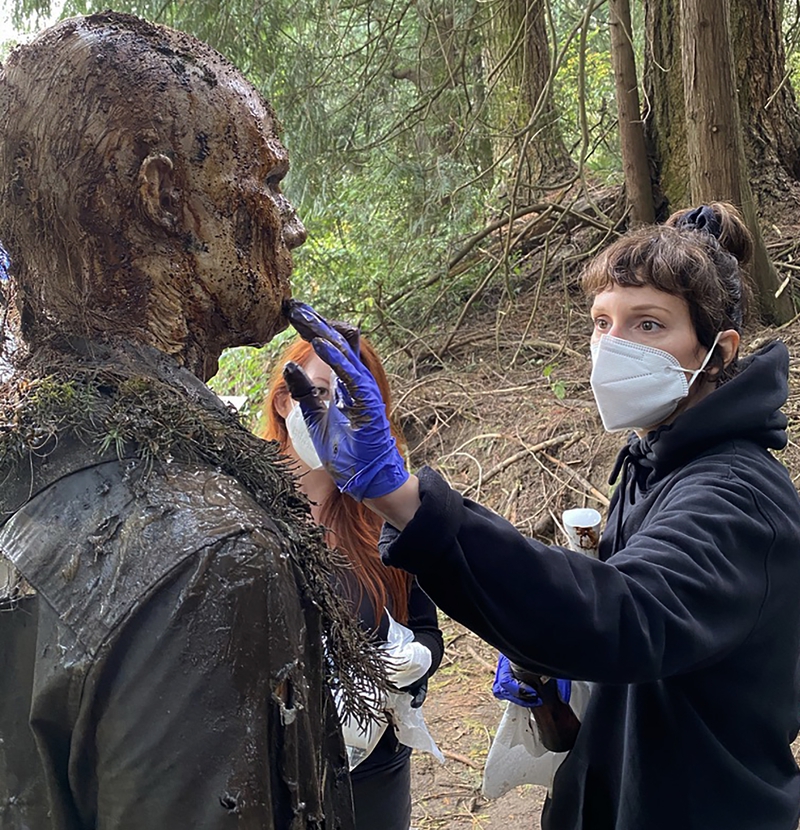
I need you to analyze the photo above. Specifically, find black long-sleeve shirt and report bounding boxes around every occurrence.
[381,342,800,829]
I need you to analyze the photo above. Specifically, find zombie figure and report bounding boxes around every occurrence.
[0,12,380,829]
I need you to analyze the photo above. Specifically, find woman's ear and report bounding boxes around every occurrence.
[137,153,181,233]
[718,329,741,368]
[273,387,293,420]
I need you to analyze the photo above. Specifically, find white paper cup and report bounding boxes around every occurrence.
[561,508,602,558]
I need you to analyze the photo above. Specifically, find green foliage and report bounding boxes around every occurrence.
[542,363,567,400]
[208,330,296,432]
[553,2,621,183]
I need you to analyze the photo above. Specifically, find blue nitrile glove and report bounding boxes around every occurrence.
[0,245,9,282]
[283,300,410,502]
[492,654,571,708]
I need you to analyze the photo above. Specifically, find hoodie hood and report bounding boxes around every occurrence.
[604,340,789,557]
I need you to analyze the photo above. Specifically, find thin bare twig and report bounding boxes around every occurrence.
[461,431,580,496]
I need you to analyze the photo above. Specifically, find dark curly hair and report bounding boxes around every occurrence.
[581,202,753,383]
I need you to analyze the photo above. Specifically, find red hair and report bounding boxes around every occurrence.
[260,335,413,625]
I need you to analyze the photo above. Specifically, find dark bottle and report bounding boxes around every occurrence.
[509,662,581,753]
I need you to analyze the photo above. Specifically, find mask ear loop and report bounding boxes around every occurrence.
[687,331,723,388]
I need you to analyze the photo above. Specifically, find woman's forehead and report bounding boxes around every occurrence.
[590,283,689,316]
[302,351,336,382]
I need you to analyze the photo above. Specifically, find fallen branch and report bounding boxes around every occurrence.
[442,749,482,770]
[381,200,617,310]
[541,451,610,506]
[461,431,580,496]
[466,644,497,675]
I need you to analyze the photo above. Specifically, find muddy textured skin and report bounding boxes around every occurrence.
[0,12,306,380]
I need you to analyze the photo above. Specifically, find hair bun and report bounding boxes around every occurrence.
[675,205,722,239]
[667,201,753,265]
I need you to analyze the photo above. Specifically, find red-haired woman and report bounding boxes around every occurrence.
[261,334,444,830]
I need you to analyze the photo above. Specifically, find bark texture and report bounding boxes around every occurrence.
[646,0,800,217]
[730,0,800,193]
[609,0,654,225]
[680,0,792,323]
[643,0,689,214]
[483,0,574,191]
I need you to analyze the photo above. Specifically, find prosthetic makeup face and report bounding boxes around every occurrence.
[0,12,306,380]
[180,76,307,354]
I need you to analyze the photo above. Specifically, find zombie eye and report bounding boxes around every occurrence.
[264,161,289,189]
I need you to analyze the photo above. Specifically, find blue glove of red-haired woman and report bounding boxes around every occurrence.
[283,300,409,502]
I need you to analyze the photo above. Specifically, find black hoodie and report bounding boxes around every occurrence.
[381,341,800,829]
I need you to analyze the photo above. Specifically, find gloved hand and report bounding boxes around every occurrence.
[400,675,428,709]
[283,300,409,501]
[492,653,571,708]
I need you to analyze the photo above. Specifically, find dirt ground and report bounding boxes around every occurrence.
[385,234,800,828]
[410,615,550,829]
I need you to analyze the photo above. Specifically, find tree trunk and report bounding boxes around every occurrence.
[646,0,800,217]
[729,0,800,197]
[680,0,792,324]
[643,0,689,214]
[482,0,574,193]
[609,0,654,225]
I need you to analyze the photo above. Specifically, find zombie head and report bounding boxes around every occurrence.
[0,12,306,379]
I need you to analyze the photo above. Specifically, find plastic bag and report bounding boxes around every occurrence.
[387,688,444,764]
[482,680,592,796]
[383,611,432,688]
[336,610,443,770]
[334,680,389,770]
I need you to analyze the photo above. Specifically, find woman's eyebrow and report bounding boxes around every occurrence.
[592,303,674,315]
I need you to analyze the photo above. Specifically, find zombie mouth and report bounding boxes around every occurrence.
[283,299,361,353]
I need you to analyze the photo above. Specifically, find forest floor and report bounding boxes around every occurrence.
[384,214,800,827]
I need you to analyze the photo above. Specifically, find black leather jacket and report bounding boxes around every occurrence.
[0,358,354,829]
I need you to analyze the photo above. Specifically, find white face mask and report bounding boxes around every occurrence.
[285,402,325,470]
[590,333,722,433]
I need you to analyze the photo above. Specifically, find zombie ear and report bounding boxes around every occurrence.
[137,153,181,234]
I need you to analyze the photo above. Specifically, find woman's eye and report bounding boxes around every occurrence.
[313,386,331,400]
[593,318,608,331]
[640,320,659,332]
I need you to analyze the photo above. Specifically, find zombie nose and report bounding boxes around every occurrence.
[283,215,307,250]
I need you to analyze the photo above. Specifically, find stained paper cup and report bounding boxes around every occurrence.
[561,508,602,558]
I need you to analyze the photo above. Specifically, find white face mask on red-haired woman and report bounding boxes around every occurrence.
[285,401,326,469]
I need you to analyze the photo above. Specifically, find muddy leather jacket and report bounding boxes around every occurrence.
[0,367,354,829]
